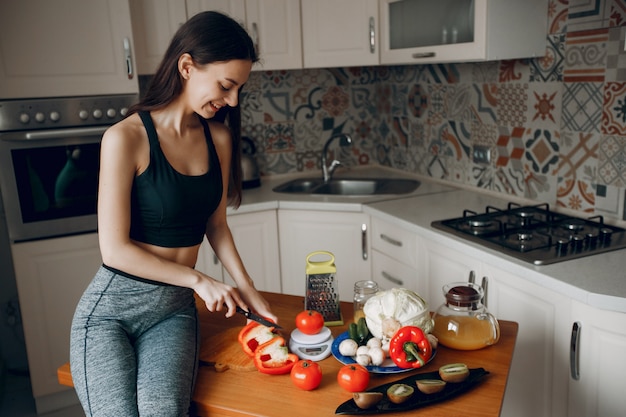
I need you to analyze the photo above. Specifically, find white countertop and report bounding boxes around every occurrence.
[231,166,626,314]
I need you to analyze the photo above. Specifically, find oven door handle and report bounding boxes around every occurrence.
[2,126,108,141]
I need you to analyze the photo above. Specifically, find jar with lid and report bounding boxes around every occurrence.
[431,282,500,350]
[353,280,378,321]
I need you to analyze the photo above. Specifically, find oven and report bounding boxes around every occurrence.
[0,94,137,243]
[431,203,626,265]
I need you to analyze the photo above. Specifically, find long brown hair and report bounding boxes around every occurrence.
[128,11,258,207]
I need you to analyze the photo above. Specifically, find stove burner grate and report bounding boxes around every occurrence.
[431,202,626,265]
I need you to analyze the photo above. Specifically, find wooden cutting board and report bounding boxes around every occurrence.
[200,326,257,372]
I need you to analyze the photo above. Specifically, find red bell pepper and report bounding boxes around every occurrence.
[388,326,432,369]
[253,337,298,375]
[238,321,278,357]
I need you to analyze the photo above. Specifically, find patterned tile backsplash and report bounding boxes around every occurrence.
[140,0,626,221]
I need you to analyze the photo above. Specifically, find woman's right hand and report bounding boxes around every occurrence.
[192,274,247,318]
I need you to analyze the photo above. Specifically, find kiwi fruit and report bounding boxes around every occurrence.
[352,392,383,409]
[386,383,414,404]
[439,363,470,383]
[416,379,447,394]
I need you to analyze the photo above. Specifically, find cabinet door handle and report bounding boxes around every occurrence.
[361,223,368,260]
[412,52,436,59]
[381,271,403,286]
[570,321,581,380]
[481,276,489,308]
[380,233,402,247]
[369,17,375,54]
[212,253,219,266]
[251,22,260,55]
[123,37,134,79]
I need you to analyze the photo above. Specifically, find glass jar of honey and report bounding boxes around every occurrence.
[432,282,500,350]
[353,280,378,321]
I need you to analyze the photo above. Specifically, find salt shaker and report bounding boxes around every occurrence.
[353,280,379,321]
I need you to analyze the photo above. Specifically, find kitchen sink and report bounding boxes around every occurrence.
[272,178,420,195]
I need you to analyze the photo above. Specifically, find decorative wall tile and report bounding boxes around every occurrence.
[563,28,608,82]
[598,134,626,186]
[562,82,604,131]
[472,61,499,83]
[606,26,626,81]
[607,0,626,26]
[568,0,608,31]
[407,84,429,119]
[527,82,563,129]
[494,127,526,195]
[445,84,473,122]
[556,131,599,212]
[602,82,626,134]
[427,84,448,125]
[530,33,566,82]
[469,84,498,124]
[548,0,570,33]
[262,89,293,122]
[321,86,350,117]
[497,83,529,127]
[499,59,531,83]
[524,129,560,203]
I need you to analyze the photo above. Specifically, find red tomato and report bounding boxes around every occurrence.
[336,364,370,392]
[295,310,324,335]
[290,359,323,391]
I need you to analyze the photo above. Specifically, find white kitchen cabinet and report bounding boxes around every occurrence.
[186,0,246,18]
[197,210,281,292]
[223,209,281,292]
[0,0,138,99]
[486,265,570,417]
[379,0,549,65]
[301,0,379,68]
[129,0,187,74]
[422,240,483,307]
[244,0,302,70]
[278,210,370,302]
[422,240,570,417]
[11,233,101,414]
[190,0,301,70]
[131,0,300,74]
[568,300,626,417]
[196,236,224,281]
[370,216,425,295]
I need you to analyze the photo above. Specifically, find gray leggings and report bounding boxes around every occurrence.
[70,265,199,417]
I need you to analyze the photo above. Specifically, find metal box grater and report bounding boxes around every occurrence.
[304,251,343,326]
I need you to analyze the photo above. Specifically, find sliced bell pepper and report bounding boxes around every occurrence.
[389,326,432,369]
[238,321,278,357]
[253,337,298,375]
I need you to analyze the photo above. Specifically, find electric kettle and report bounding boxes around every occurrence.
[241,136,260,189]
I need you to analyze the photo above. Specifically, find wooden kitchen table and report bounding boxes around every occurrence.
[192,292,518,417]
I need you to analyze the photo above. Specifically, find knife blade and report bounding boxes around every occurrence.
[236,306,282,329]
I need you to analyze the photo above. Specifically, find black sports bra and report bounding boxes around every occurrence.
[128,111,223,247]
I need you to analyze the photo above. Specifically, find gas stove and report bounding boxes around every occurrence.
[431,203,626,265]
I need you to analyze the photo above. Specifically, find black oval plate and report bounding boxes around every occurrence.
[335,367,489,415]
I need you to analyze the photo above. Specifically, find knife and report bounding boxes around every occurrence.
[236,306,282,329]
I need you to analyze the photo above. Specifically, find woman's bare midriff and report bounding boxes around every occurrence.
[133,240,201,269]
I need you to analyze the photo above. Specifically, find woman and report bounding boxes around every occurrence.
[70,11,276,416]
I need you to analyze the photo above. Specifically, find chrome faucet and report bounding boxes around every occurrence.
[321,133,353,182]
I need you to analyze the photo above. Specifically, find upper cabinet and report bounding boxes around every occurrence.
[301,0,379,68]
[130,0,301,74]
[245,0,302,70]
[130,0,188,75]
[0,0,139,99]
[379,0,549,65]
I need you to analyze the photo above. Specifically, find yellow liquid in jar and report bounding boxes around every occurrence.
[433,315,496,350]
[354,309,365,322]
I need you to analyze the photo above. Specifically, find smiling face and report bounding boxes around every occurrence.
[180,55,252,119]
